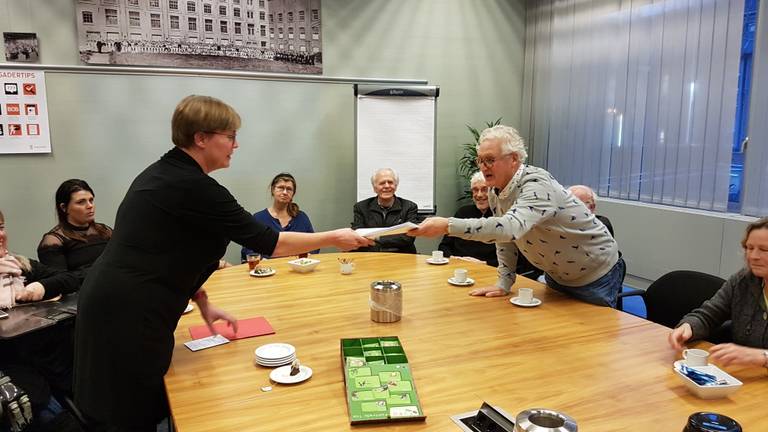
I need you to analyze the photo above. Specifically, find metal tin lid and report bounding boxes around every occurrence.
[685,412,741,432]
[515,408,577,432]
[371,280,401,291]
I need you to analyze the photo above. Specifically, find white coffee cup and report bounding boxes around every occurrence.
[340,262,355,275]
[431,250,444,261]
[517,288,534,304]
[682,348,709,367]
[453,269,468,283]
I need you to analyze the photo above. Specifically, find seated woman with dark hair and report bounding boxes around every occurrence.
[36,179,112,291]
[241,173,318,261]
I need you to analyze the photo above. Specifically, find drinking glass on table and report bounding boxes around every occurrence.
[246,253,261,271]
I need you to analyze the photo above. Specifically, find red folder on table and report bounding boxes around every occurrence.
[188,316,275,340]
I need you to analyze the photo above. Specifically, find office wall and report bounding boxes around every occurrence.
[0,0,526,262]
[598,200,753,288]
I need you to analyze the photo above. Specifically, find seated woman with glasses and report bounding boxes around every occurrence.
[36,179,112,297]
[241,173,318,261]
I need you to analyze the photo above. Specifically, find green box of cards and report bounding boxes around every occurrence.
[340,336,426,424]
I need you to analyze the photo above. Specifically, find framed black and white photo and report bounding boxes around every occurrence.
[3,32,40,63]
[75,0,323,74]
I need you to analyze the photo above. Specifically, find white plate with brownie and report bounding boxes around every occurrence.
[270,364,313,384]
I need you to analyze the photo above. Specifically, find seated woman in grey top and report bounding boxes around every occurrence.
[668,217,768,368]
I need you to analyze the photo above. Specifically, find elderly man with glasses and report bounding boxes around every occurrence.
[409,125,624,307]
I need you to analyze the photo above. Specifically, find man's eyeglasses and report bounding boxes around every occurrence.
[475,153,512,169]
[203,131,237,143]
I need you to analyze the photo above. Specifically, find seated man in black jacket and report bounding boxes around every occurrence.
[351,168,421,253]
[438,172,498,267]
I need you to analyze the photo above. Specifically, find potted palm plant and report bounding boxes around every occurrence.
[457,118,502,202]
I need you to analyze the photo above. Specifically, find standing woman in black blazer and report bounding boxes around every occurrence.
[74,95,371,431]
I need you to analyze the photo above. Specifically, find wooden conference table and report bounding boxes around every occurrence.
[166,253,767,431]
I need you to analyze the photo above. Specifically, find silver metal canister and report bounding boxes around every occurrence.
[515,408,577,432]
[370,280,402,323]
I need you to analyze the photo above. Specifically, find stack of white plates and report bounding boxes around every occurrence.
[254,343,296,367]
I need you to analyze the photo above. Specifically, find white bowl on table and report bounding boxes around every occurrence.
[673,362,742,399]
[287,258,321,273]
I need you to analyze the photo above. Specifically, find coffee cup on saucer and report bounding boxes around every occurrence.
[682,348,709,367]
[517,288,534,304]
[431,251,444,261]
[453,269,468,283]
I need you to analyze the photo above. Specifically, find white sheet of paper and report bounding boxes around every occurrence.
[355,222,419,239]
[184,334,230,352]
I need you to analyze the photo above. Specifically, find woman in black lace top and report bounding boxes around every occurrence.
[36,179,111,293]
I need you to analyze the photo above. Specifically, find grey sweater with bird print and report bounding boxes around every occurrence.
[447,165,619,293]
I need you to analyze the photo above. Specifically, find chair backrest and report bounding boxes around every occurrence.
[644,270,726,328]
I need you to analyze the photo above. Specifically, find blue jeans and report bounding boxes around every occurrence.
[545,257,626,308]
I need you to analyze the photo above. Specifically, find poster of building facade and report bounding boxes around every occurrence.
[75,0,322,74]
[0,69,51,154]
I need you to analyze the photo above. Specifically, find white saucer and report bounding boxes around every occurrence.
[270,365,313,384]
[448,277,475,286]
[510,297,542,307]
[250,267,276,277]
[426,258,449,265]
[183,303,194,314]
[255,343,296,360]
[673,360,710,370]
[256,355,296,367]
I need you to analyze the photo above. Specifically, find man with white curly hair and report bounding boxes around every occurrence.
[410,125,623,307]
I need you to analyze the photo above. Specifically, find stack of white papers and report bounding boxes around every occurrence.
[355,222,419,239]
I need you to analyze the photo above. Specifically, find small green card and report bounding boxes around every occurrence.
[387,393,411,404]
[361,401,387,413]
[349,367,371,378]
[378,371,401,381]
[351,391,374,401]
[388,380,412,392]
[354,376,381,389]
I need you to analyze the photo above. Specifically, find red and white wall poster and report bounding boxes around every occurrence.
[0,69,50,153]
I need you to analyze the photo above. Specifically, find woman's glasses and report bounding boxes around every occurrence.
[203,131,237,143]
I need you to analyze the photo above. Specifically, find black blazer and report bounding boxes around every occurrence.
[74,147,279,428]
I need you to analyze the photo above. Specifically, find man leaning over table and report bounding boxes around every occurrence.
[408,125,624,307]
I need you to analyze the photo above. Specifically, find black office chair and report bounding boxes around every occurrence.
[618,270,732,343]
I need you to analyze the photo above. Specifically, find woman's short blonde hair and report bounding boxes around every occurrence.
[171,95,241,148]
[741,217,768,249]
